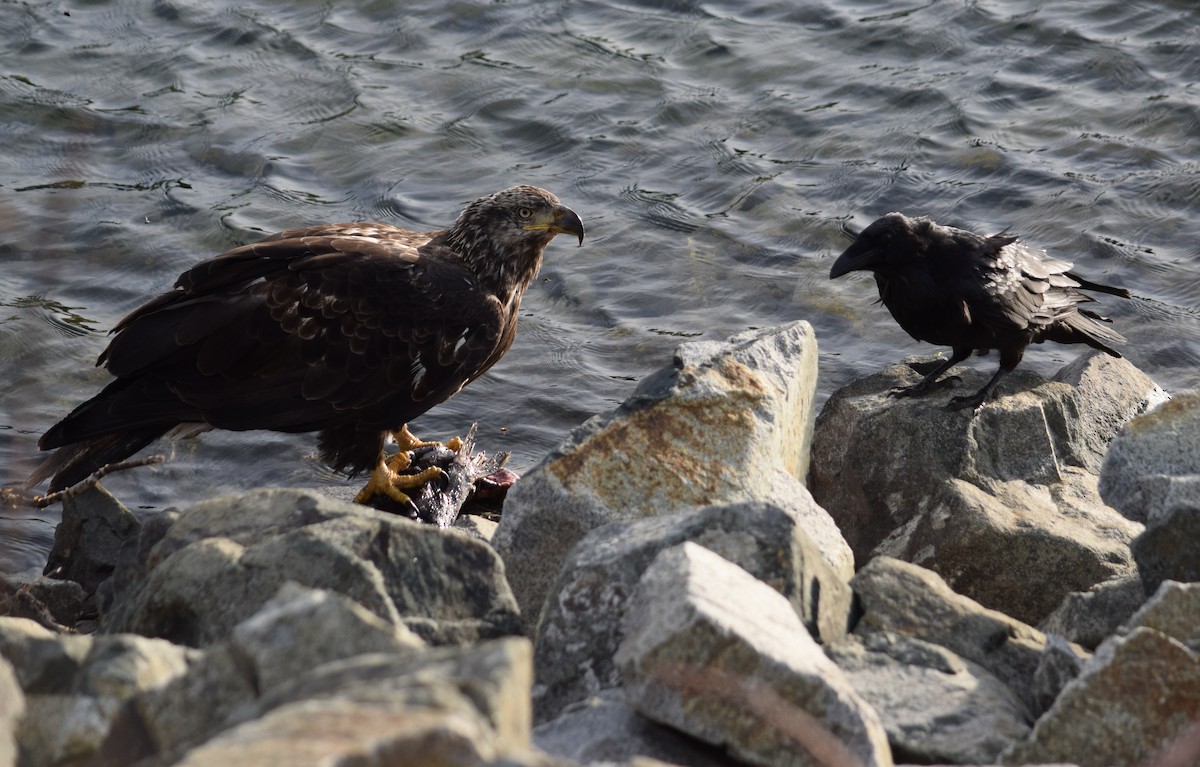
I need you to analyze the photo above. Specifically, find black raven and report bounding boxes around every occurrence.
[30,186,584,502]
[830,212,1131,412]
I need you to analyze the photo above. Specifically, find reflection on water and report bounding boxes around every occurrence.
[3,0,1199,572]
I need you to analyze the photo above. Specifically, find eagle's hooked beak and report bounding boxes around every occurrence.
[528,205,585,246]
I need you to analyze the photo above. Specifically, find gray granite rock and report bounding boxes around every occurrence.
[533,501,853,723]
[826,632,1030,764]
[533,689,737,767]
[0,617,194,767]
[850,557,1087,717]
[616,543,892,767]
[1038,574,1146,650]
[1130,504,1200,593]
[494,322,835,636]
[811,353,1152,626]
[1100,390,1200,524]
[1003,627,1200,767]
[1117,580,1200,650]
[103,488,520,647]
[44,484,141,595]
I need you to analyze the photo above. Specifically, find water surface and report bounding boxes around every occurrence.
[3,0,1198,571]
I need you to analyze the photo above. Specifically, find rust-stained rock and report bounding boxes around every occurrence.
[494,321,839,636]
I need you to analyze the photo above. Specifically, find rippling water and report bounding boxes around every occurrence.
[2,0,1198,572]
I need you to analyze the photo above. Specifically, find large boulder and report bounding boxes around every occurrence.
[533,501,853,723]
[1100,389,1200,524]
[850,557,1088,717]
[157,637,541,767]
[102,488,521,647]
[810,352,1156,625]
[1002,627,1200,767]
[0,617,194,767]
[615,543,892,767]
[494,322,846,636]
[826,632,1030,764]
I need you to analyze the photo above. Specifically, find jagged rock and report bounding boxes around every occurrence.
[103,488,521,647]
[533,501,853,723]
[810,353,1152,625]
[44,485,142,596]
[1038,574,1146,650]
[1100,390,1200,525]
[825,632,1030,764]
[1130,504,1200,593]
[850,557,1087,717]
[1002,628,1200,767]
[494,322,845,636]
[230,583,426,692]
[103,587,530,767]
[0,617,194,767]
[1031,635,1088,715]
[0,657,21,767]
[533,689,738,767]
[1117,580,1200,650]
[616,543,892,767]
[166,636,561,767]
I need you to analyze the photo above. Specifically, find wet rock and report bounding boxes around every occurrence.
[0,657,21,767]
[1099,390,1200,525]
[103,488,521,647]
[494,321,840,636]
[616,542,892,767]
[1038,574,1146,650]
[850,557,1087,717]
[1002,627,1200,767]
[810,353,1152,626]
[533,501,852,723]
[0,617,194,767]
[533,689,738,767]
[1129,503,1200,593]
[44,484,142,596]
[826,631,1030,764]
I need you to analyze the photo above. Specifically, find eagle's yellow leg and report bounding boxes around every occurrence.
[353,426,464,505]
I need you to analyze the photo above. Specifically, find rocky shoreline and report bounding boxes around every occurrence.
[3,320,1198,767]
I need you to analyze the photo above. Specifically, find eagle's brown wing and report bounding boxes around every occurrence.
[40,223,509,478]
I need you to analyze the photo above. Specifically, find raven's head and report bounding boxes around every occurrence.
[829,212,931,279]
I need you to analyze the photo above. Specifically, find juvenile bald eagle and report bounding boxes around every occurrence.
[830,212,1130,412]
[31,185,584,503]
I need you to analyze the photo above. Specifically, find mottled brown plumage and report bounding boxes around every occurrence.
[32,185,584,493]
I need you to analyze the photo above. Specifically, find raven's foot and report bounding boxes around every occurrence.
[888,375,961,399]
[946,389,989,415]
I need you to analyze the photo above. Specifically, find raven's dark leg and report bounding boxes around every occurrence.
[947,345,1024,413]
[889,347,972,399]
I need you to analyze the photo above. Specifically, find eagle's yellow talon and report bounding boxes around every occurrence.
[354,460,446,505]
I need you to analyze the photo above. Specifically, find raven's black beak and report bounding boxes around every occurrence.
[829,239,877,279]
